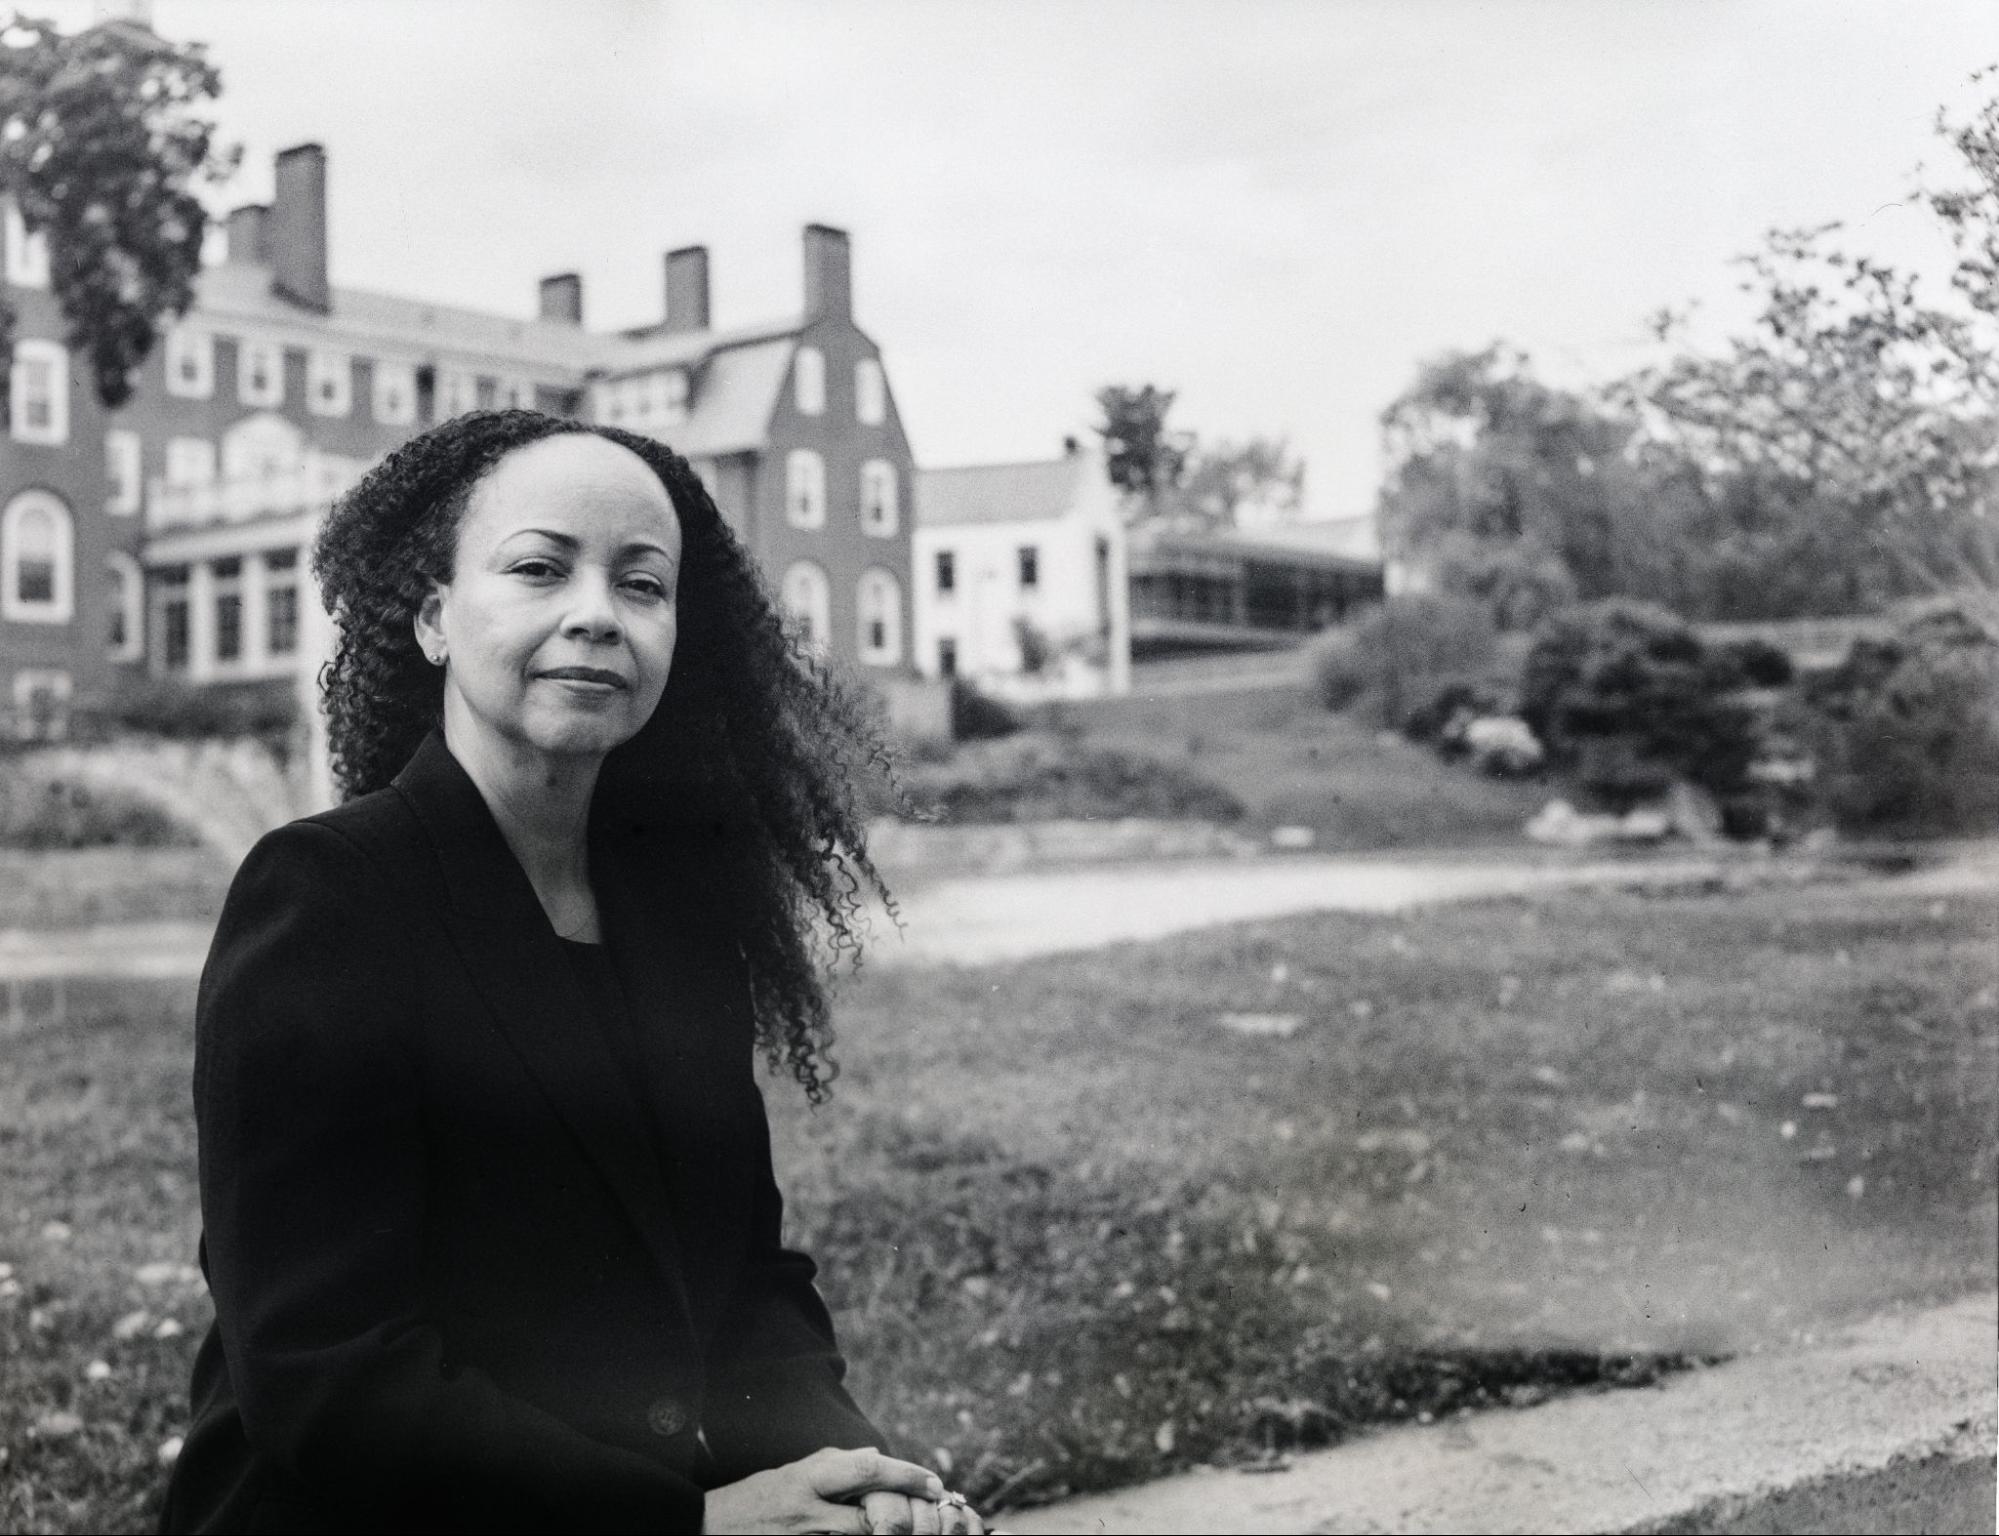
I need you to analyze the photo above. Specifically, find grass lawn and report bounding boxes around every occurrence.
[1039,683,1551,849]
[0,850,234,930]
[2,875,1993,1528]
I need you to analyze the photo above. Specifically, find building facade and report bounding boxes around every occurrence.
[912,442,1131,701]
[0,142,917,737]
[1126,517,1384,657]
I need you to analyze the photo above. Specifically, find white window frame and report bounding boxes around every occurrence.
[499,376,535,409]
[11,668,71,741]
[4,199,49,288]
[238,337,285,408]
[372,360,417,426]
[780,560,831,658]
[1,489,74,624]
[785,449,826,530]
[855,356,886,425]
[263,548,301,658]
[856,567,903,666]
[308,349,352,417]
[793,345,826,416]
[589,381,620,425]
[164,437,217,489]
[165,325,214,399]
[105,550,143,661]
[860,459,899,537]
[440,367,480,418]
[106,429,142,516]
[9,339,68,446]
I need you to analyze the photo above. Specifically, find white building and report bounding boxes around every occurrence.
[912,442,1131,701]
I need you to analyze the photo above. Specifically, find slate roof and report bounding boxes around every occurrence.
[916,453,1093,528]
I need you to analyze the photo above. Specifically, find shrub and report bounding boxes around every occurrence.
[901,733,1245,824]
[1520,599,1761,811]
[949,678,1024,742]
[1714,636,1795,690]
[1308,594,1503,729]
[0,777,201,849]
[1803,597,1999,836]
[101,674,299,745]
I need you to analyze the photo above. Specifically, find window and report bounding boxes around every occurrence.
[105,551,143,661]
[155,565,191,674]
[165,326,214,399]
[212,557,244,665]
[106,430,142,515]
[499,376,535,409]
[440,368,480,419]
[856,568,903,666]
[793,345,825,416]
[860,460,899,537]
[1,490,74,623]
[1018,545,1040,591]
[308,350,352,417]
[937,637,958,678]
[935,549,956,595]
[5,200,48,288]
[265,548,300,657]
[646,368,688,425]
[11,669,70,741]
[165,437,217,488]
[238,339,284,407]
[780,561,831,657]
[785,450,826,529]
[10,339,68,445]
[373,361,417,425]
[589,381,620,425]
[855,357,886,425]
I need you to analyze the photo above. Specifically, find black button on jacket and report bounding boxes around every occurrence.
[162,731,882,1534]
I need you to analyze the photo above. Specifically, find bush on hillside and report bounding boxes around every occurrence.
[900,733,1245,824]
[1308,594,1504,729]
[950,678,1024,742]
[1520,599,1762,812]
[0,776,201,850]
[1803,597,1999,836]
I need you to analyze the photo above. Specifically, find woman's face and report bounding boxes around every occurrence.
[416,433,682,766]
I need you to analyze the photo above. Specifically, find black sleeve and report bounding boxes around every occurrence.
[195,821,706,1533]
[698,1081,888,1485]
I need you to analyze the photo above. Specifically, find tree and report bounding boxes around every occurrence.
[1621,71,1999,598]
[1093,383,1191,517]
[0,12,236,409]
[1170,435,1305,529]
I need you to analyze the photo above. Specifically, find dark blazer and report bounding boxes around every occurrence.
[162,731,881,1535]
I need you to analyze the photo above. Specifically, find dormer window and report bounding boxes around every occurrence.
[308,350,351,417]
[238,339,284,408]
[855,357,886,425]
[373,361,417,426]
[440,368,479,419]
[793,346,825,416]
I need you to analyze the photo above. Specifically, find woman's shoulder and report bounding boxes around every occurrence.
[228,784,427,918]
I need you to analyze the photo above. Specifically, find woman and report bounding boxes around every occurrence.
[163,411,985,1535]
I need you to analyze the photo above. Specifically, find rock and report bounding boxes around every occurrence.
[1270,824,1316,850]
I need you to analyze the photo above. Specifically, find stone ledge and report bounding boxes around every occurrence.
[1002,1294,1996,1535]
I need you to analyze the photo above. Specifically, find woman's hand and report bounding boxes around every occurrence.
[859,1488,988,1535]
[702,1446,944,1533]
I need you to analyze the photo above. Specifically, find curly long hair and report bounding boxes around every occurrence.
[312,409,896,1102]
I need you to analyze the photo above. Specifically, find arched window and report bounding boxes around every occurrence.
[793,345,826,416]
[780,560,831,657]
[105,550,143,661]
[1,490,74,623]
[855,356,886,425]
[860,460,899,537]
[785,450,826,529]
[856,567,903,666]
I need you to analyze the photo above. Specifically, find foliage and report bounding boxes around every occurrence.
[1307,592,1503,730]
[1803,595,1999,835]
[1092,383,1190,516]
[948,678,1023,742]
[0,775,198,848]
[0,13,237,408]
[1168,436,1306,529]
[1621,72,1999,597]
[1011,616,1052,676]
[1520,599,1763,810]
[901,732,1245,824]
[99,674,298,745]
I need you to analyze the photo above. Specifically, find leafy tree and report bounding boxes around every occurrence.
[1171,435,1305,529]
[0,12,237,408]
[1093,383,1191,516]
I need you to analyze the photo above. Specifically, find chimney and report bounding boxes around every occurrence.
[663,246,710,334]
[538,272,583,326]
[802,224,851,322]
[270,143,330,313]
[225,204,269,265]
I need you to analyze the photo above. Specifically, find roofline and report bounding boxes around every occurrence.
[919,450,1097,477]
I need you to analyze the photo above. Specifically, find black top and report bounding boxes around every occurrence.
[161,731,881,1535]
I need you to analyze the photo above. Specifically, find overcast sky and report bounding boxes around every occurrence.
[58,1,1999,513]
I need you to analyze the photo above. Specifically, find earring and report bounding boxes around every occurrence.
[426,646,446,667]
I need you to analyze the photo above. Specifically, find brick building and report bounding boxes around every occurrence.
[0,142,917,737]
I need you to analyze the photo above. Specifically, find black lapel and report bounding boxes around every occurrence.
[389,730,695,1327]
